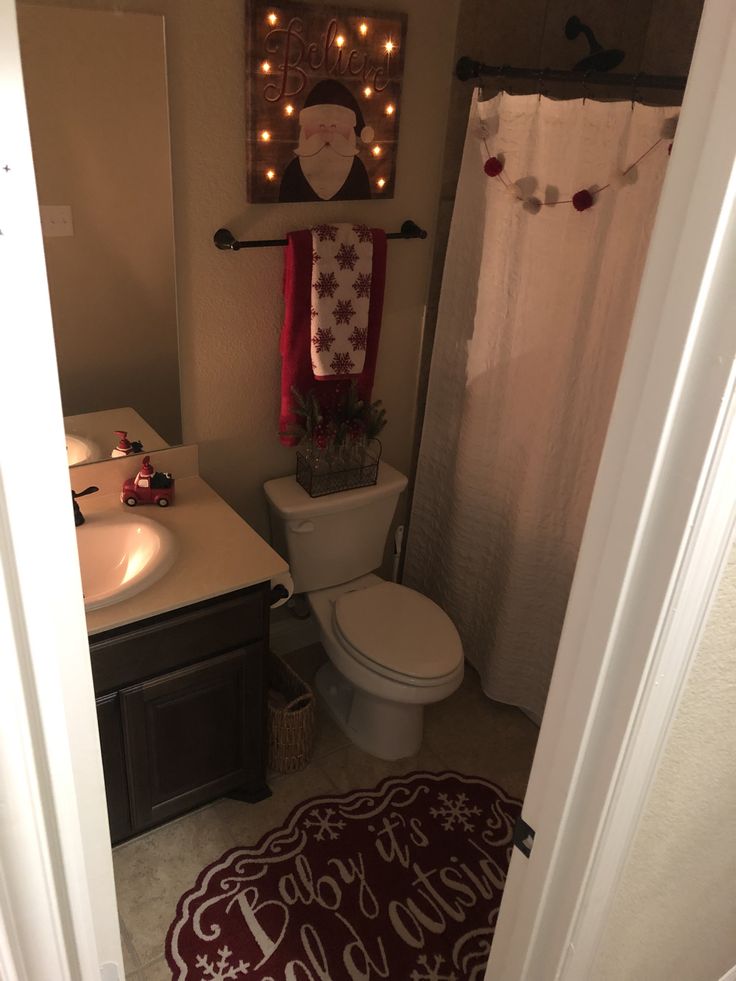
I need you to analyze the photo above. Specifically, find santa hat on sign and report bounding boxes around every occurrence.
[299,79,375,144]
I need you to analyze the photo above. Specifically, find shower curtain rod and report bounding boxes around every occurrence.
[214,220,427,251]
[456,57,687,94]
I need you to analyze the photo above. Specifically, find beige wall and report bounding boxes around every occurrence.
[593,538,736,981]
[18,6,181,444]
[20,0,461,539]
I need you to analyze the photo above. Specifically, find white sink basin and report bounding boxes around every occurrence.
[66,433,101,466]
[76,513,176,611]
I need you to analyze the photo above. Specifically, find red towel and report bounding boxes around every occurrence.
[279,228,387,446]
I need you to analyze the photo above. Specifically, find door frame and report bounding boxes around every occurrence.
[0,1,122,977]
[487,0,736,976]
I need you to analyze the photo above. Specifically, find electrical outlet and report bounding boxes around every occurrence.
[40,204,74,238]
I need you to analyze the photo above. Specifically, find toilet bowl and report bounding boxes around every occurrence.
[308,575,463,759]
[263,463,464,760]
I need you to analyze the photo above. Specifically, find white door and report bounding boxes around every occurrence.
[488,1,736,977]
[0,1,123,977]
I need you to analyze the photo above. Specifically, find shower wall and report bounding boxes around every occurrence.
[413,0,706,465]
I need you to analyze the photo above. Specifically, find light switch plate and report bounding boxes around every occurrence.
[40,204,74,237]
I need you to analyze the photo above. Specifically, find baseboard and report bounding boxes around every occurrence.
[269,606,320,656]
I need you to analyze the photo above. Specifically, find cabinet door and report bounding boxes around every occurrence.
[96,693,132,843]
[120,645,264,831]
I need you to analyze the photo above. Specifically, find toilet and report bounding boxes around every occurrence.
[264,462,464,760]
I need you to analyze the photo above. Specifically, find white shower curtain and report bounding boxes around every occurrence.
[404,90,676,723]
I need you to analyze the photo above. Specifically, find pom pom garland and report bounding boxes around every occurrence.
[479,129,668,214]
[572,189,594,212]
[522,195,542,215]
[484,156,504,177]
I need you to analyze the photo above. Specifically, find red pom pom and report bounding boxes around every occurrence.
[484,156,504,177]
[572,189,594,212]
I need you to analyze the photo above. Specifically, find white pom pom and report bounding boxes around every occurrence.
[609,170,626,190]
[661,116,679,139]
[523,196,542,214]
[360,125,374,144]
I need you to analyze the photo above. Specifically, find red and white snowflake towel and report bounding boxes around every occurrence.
[310,223,373,379]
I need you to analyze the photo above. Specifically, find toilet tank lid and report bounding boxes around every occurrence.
[263,461,408,519]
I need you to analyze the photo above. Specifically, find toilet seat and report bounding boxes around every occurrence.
[334,581,463,683]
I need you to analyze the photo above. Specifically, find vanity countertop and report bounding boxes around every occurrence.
[82,475,289,636]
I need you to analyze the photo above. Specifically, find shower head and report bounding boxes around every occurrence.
[565,15,625,73]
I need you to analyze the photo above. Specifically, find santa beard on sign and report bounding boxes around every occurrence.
[279,82,373,202]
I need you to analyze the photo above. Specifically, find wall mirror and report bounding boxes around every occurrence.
[17,4,182,466]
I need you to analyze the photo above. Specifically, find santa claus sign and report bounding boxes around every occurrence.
[247,2,407,203]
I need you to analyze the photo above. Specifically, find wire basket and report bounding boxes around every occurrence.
[296,439,381,498]
[266,652,315,773]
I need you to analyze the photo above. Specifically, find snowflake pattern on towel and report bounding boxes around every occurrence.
[349,325,368,351]
[335,242,359,271]
[312,326,335,353]
[304,807,346,842]
[312,223,338,242]
[311,224,373,378]
[352,272,372,298]
[333,298,356,324]
[330,351,356,375]
[314,271,338,299]
[410,953,458,981]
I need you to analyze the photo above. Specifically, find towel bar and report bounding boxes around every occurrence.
[213,220,427,251]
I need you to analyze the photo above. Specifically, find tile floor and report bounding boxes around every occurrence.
[114,644,539,979]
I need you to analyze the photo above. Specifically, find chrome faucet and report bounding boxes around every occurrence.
[72,485,99,527]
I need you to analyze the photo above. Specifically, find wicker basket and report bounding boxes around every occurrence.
[267,652,316,773]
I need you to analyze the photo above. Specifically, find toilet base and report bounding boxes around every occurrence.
[315,662,424,761]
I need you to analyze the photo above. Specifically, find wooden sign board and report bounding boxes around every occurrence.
[247,2,407,203]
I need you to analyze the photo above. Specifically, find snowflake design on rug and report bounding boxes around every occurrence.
[304,807,346,841]
[410,953,458,981]
[312,325,335,353]
[312,223,338,242]
[314,271,338,299]
[330,351,356,375]
[348,325,368,351]
[333,298,356,324]
[196,945,249,979]
[352,271,372,298]
[312,250,321,265]
[352,223,372,243]
[335,242,359,271]
[430,792,482,832]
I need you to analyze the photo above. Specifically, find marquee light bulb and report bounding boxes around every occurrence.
[336,34,345,47]
[376,178,386,189]
[267,12,278,25]
[261,60,271,73]
[285,103,294,116]
[385,103,395,116]
[372,145,382,156]
[359,22,368,36]
[363,86,372,97]
[384,40,395,53]
[266,169,276,181]
[260,130,271,141]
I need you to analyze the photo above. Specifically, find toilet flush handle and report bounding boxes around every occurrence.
[289,520,315,534]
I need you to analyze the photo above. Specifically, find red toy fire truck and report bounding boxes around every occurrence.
[121,456,175,507]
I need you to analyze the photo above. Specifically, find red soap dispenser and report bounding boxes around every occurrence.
[111,430,143,457]
[121,455,175,507]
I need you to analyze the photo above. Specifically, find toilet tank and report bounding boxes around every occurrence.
[263,462,408,593]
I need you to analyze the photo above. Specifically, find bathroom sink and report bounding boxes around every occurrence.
[66,433,101,466]
[76,513,176,611]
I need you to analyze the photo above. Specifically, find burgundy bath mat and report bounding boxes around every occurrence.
[166,771,521,980]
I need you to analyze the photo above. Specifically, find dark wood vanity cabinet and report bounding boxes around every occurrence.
[90,584,271,845]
